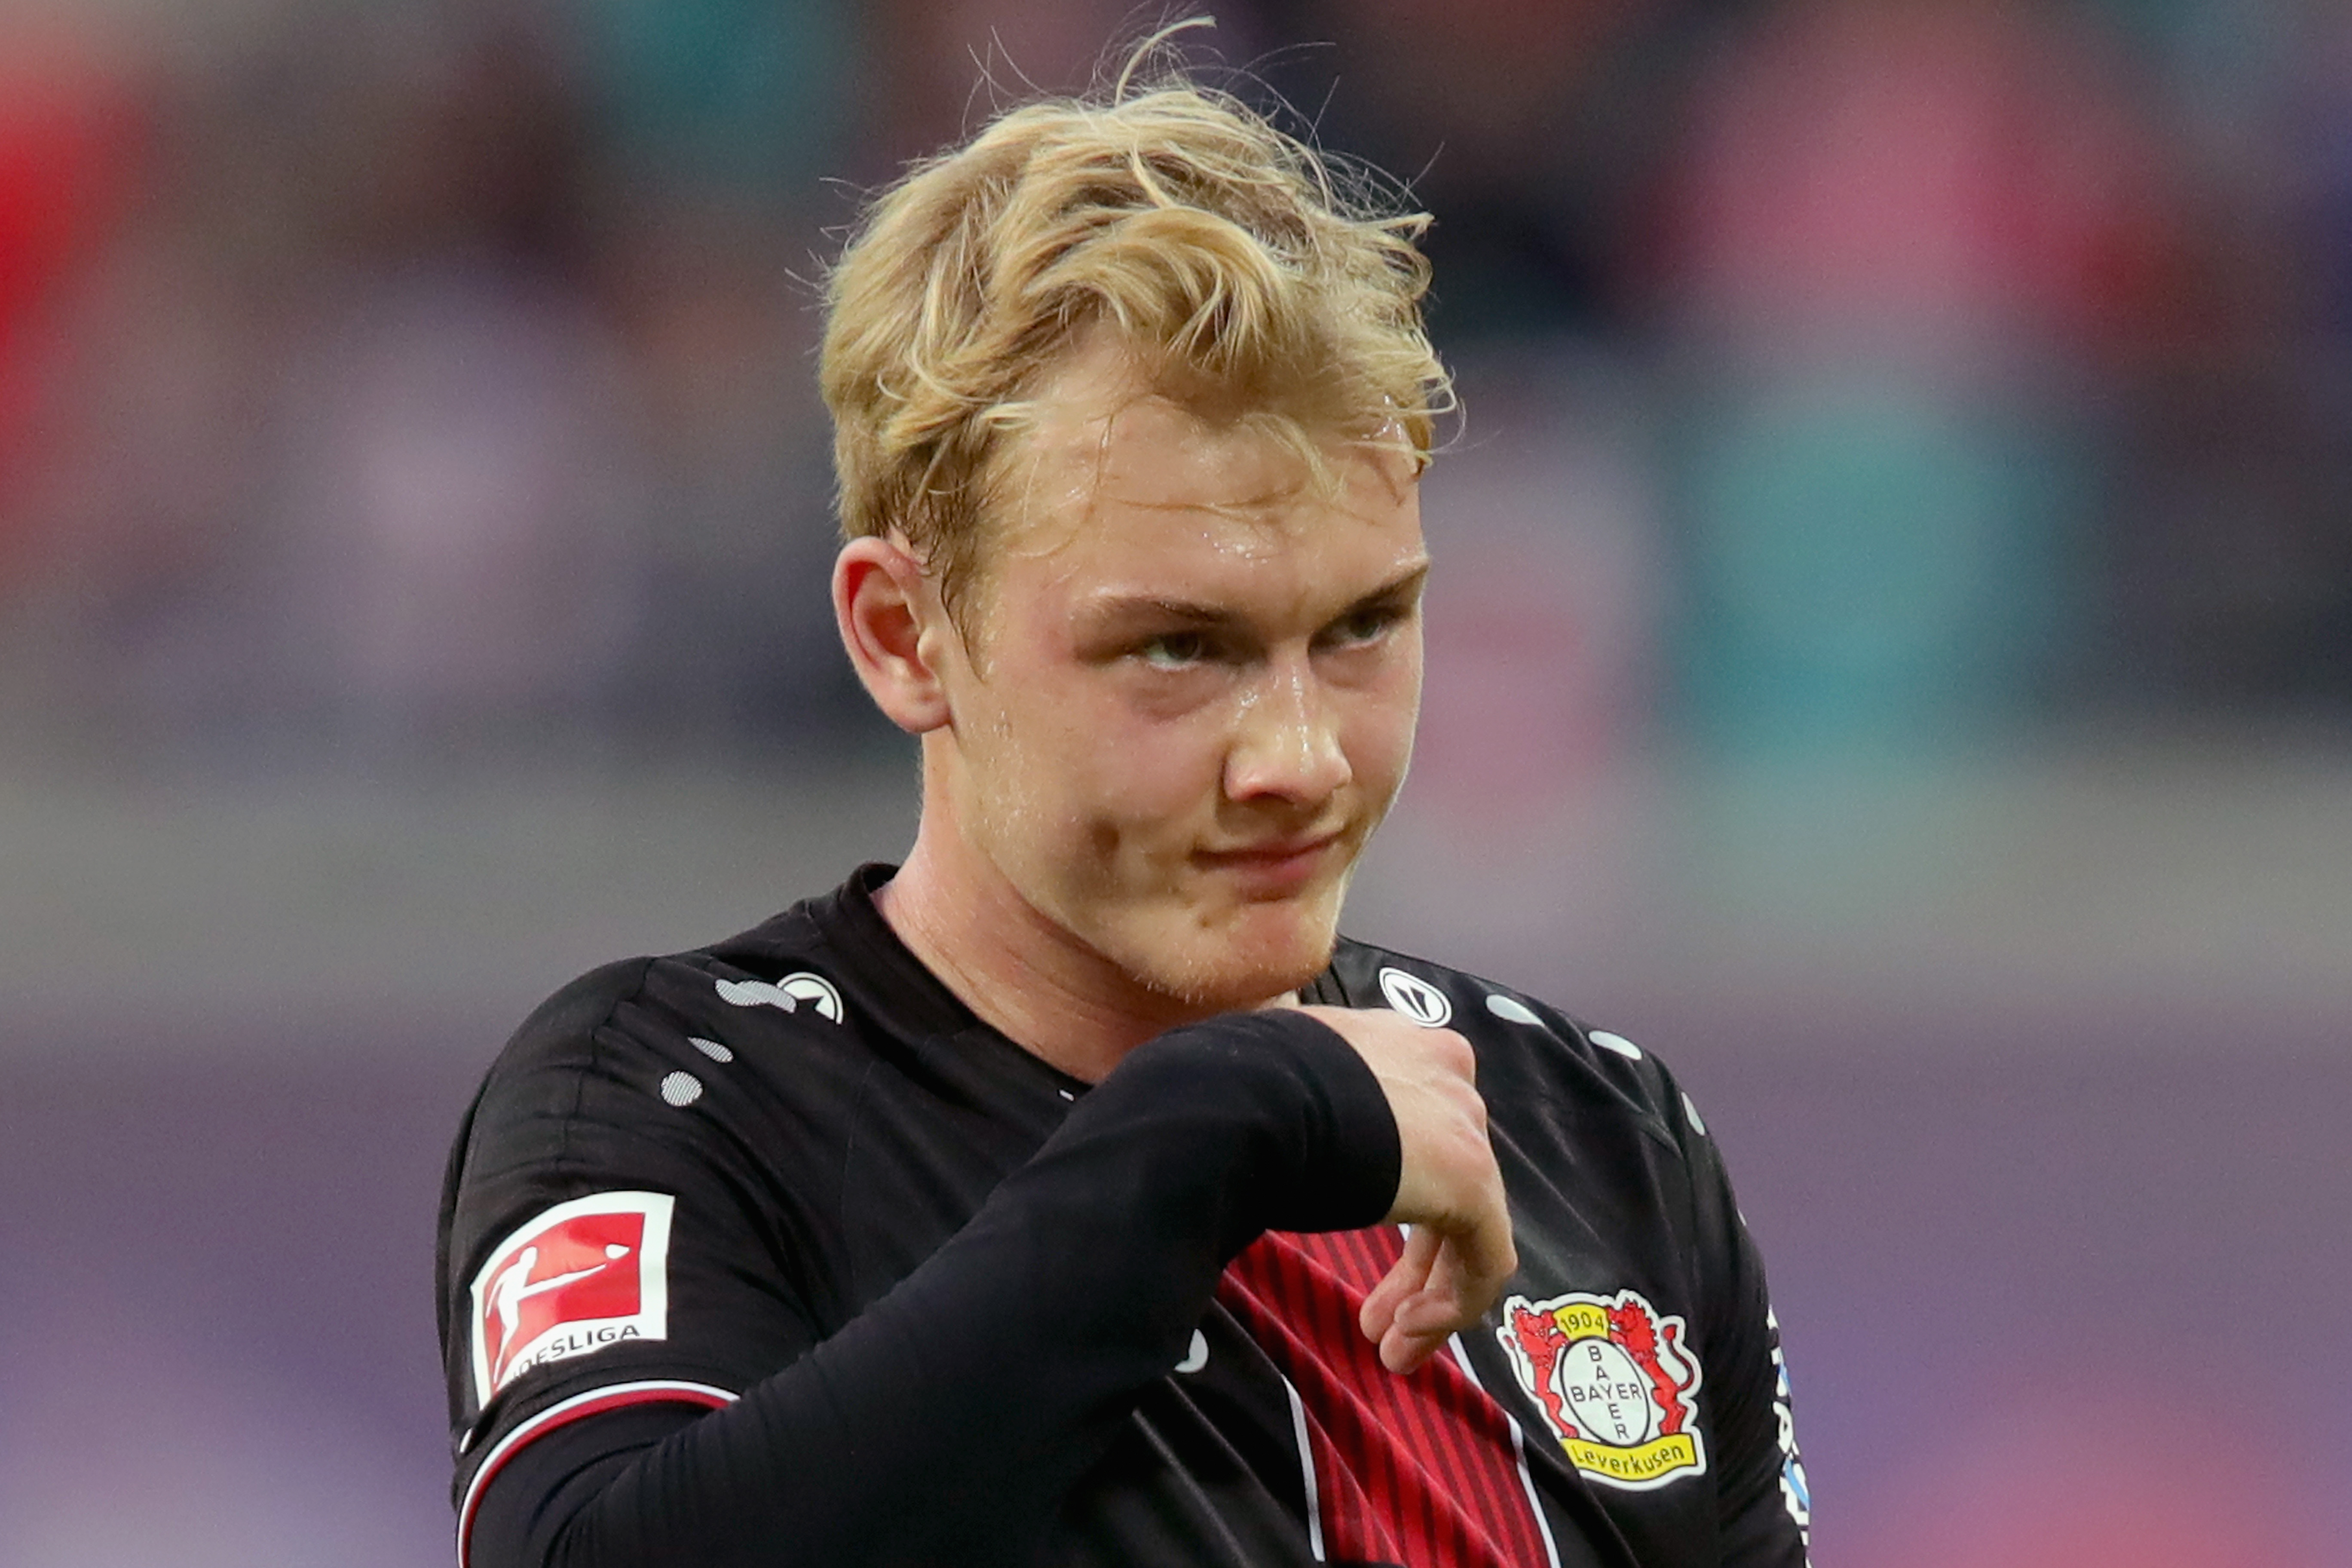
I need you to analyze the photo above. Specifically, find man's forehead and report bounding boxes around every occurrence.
[1001,437,1415,601]
[989,449,1424,652]
[1005,392,1407,555]
[1024,387,1290,514]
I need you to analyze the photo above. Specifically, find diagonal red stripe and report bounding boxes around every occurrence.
[1220,1228,1551,1568]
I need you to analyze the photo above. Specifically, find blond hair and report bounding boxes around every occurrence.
[819,39,1452,624]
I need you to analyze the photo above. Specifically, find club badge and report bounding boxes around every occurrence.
[1497,1288,1707,1490]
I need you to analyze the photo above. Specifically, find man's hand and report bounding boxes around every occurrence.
[1294,1005,1516,1374]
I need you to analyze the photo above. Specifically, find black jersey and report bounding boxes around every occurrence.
[436,865,1812,1567]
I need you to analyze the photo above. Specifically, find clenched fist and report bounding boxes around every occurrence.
[1294,1005,1516,1373]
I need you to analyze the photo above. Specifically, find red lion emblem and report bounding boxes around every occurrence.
[1496,1288,1706,1490]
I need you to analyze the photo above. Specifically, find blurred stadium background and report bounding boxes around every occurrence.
[2,0,2347,1562]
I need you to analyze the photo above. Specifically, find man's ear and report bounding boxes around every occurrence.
[834,535,956,734]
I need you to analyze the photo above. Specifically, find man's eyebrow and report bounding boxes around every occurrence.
[1080,562,1431,629]
[1317,561,1433,623]
[1081,594,1242,629]
[1347,562,1432,608]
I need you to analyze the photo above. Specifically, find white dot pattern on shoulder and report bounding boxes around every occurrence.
[1484,993,1542,1026]
[660,1071,704,1108]
[1589,1030,1644,1060]
[1682,1091,1706,1135]
[714,972,845,1023]
[689,1037,735,1064]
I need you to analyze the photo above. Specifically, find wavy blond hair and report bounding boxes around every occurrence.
[819,34,1453,625]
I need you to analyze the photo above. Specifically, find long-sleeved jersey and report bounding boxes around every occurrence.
[436,864,1812,1566]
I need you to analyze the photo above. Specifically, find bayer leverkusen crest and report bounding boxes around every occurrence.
[1496,1288,1707,1490]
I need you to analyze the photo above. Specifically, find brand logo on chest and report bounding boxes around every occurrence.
[1496,1288,1707,1490]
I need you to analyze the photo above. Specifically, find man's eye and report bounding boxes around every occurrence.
[1328,605,1402,646]
[1137,632,1211,670]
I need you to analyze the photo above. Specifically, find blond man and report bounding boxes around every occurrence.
[439,47,1809,1568]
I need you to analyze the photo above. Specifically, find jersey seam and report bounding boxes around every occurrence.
[559,956,660,1190]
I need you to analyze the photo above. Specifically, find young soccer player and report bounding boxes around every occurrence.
[438,42,1810,1568]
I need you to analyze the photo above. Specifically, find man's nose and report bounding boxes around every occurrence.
[1223,656,1351,806]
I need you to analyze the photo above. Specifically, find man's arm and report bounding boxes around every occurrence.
[458,1004,1507,1568]
[1666,1072,1813,1568]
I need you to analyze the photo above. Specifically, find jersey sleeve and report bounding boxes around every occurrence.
[1655,1064,1813,1568]
[437,960,833,1550]
[438,984,1402,1568]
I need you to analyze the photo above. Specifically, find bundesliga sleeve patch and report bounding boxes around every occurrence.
[1496,1288,1707,1490]
[469,1191,676,1407]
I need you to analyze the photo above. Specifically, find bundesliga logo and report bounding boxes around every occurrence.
[469,1191,676,1406]
[1495,1288,1707,1490]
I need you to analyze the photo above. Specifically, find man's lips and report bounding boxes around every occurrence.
[1193,833,1346,889]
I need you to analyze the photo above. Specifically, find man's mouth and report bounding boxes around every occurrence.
[1193,832,1346,894]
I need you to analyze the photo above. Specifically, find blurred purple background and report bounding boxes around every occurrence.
[2,2,2347,1563]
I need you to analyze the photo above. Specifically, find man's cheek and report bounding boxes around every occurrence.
[1353,704,1419,794]
[1083,735,1209,819]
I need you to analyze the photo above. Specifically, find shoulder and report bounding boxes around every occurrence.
[438,894,864,1302]
[1325,935,1687,1149]
[481,900,846,1089]
[450,896,867,1194]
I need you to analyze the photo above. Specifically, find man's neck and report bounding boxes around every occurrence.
[875,832,1231,1084]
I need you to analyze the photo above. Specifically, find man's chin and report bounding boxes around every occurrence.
[1133,901,1341,1012]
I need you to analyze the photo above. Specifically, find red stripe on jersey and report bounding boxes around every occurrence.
[456,1380,736,1568]
[1219,1227,1551,1568]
